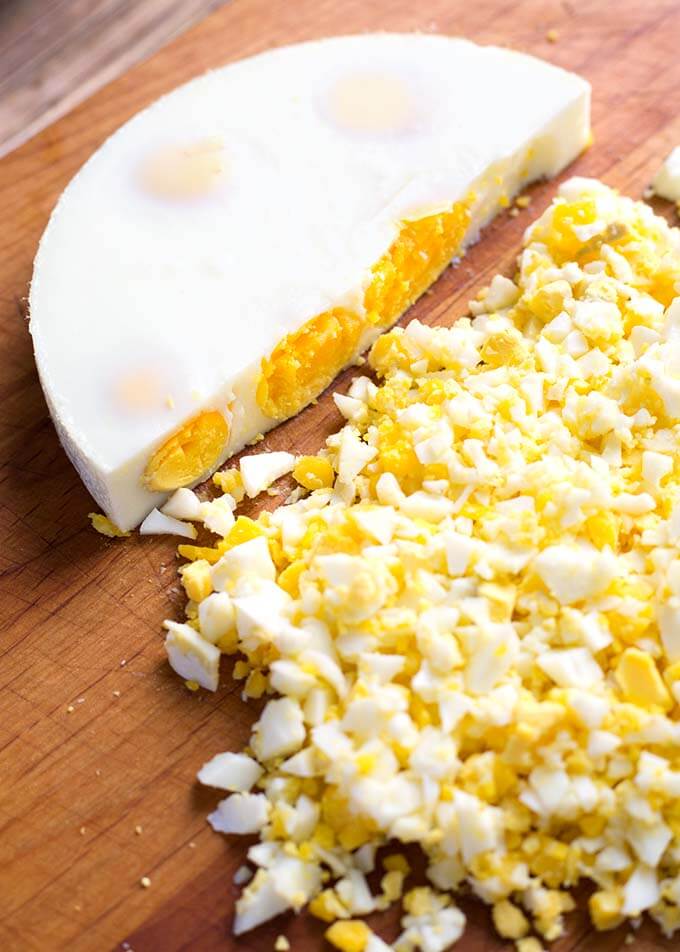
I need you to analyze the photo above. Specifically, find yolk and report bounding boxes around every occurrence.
[257,202,470,420]
[140,138,226,199]
[144,410,228,491]
[257,308,365,420]
[328,72,414,134]
[365,203,471,327]
[540,198,598,261]
[115,369,163,411]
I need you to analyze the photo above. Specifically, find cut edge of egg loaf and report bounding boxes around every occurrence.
[29,33,591,530]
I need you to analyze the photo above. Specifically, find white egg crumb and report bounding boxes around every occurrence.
[208,792,270,834]
[211,536,276,594]
[164,620,220,691]
[139,508,197,539]
[160,487,203,521]
[197,592,235,644]
[198,752,263,791]
[252,698,305,761]
[200,494,236,536]
[240,452,295,497]
[163,180,680,945]
[652,146,680,202]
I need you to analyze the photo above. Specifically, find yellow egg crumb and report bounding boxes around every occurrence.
[232,660,250,680]
[88,513,130,538]
[324,920,371,952]
[403,887,435,917]
[589,890,624,931]
[277,559,306,597]
[180,559,213,603]
[293,455,335,490]
[615,648,672,711]
[383,853,411,875]
[212,468,245,502]
[244,669,268,698]
[309,889,350,922]
[177,542,225,564]
[223,516,266,549]
[516,939,545,952]
[492,900,530,939]
[384,869,406,902]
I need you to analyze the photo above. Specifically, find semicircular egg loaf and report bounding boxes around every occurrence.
[30,33,590,528]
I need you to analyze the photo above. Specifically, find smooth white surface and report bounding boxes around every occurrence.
[30,33,590,529]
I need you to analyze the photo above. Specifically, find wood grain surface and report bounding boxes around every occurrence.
[0,0,229,159]
[2,0,680,949]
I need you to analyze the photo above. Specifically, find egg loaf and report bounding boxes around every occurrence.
[30,33,590,529]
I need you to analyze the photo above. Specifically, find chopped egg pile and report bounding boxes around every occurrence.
[164,178,680,947]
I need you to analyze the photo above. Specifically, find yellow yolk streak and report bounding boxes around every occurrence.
[256,202,471,419]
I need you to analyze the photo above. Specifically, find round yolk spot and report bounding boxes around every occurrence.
[144,410,229,491]
[115,369,164,412]
[256,201,471,421]
[140,138,226,199]
[327,72,414,134]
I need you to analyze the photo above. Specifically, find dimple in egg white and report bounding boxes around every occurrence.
[29,33,590,529]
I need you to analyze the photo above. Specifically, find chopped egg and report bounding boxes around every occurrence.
[139,508,197,539]
[208,792,270,834]
[164,620,219,690]
[88,512,131,538]
[200,494,236,536]
[252,698,305,761]
[30,34,590,530]
[240,452,295,498]
[652,146,680,202]
[165,179,680,945]
[197,752,263,791]
[160,487,203,521]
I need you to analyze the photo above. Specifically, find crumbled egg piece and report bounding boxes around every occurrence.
[165,179,680,944]
[164,620,219,690]
[240,452,296,498]
[161,487,203,521]
[197,752,263,791]
[140,508,197,539]
[88,513,130,538]
[652,147,680,203]
[208,792,270,834]
[200,494,236,536]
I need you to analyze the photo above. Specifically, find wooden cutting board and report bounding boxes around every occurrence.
[2,0,680,949]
